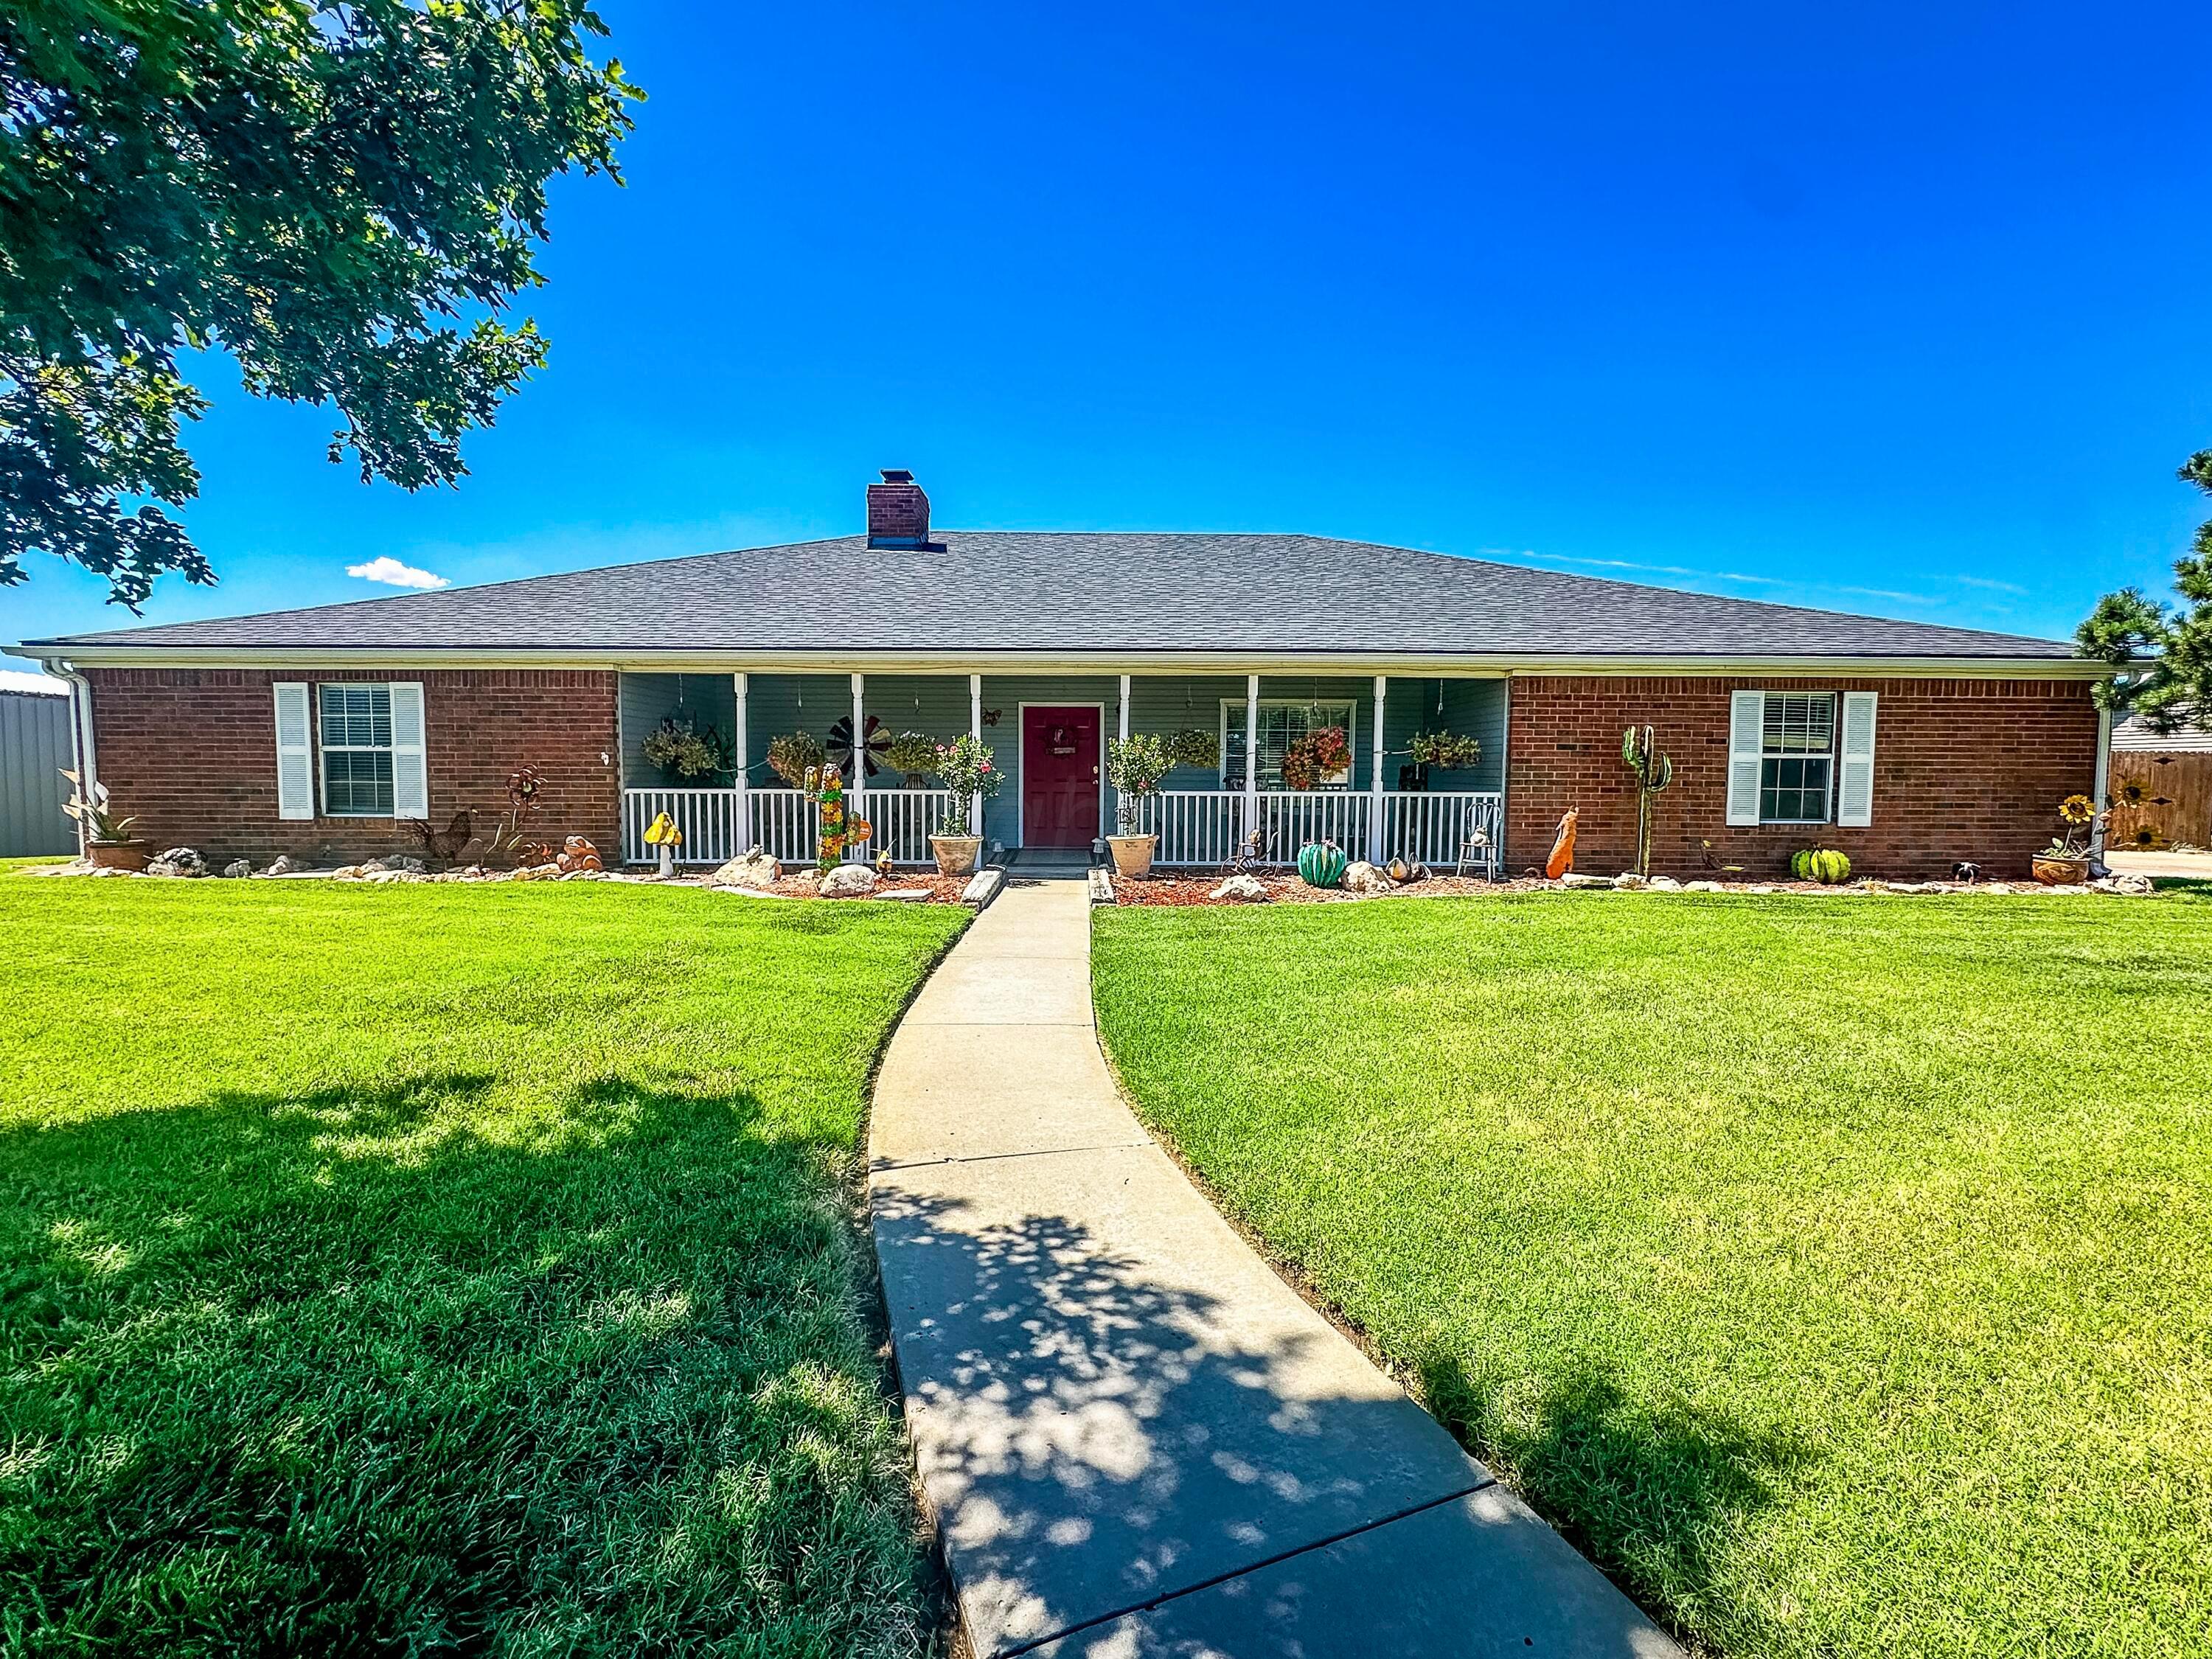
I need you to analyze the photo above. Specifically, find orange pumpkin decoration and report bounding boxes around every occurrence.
[1545,808,1579,880]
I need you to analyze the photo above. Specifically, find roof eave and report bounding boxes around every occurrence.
[4,641,2107,680]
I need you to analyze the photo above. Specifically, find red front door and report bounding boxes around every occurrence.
[1022,706,1101,849]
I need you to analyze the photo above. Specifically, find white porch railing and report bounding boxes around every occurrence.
[1383,791,1504,875]
[1257,790,1369,860]
[864,788,953,865]
[748,787,816,866]
[622,788,743,866]
[622,787,953,867]
[1133,791,1247,866]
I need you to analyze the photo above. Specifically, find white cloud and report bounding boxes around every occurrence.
[347,556,450,590]
[1955,574,2031,595]
[0,669,65,696]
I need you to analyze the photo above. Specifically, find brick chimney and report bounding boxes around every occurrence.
[866,469,932,549]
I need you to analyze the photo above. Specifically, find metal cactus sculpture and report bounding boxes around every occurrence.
[1621,724,1674,877]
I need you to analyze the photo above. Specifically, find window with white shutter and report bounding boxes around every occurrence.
[1725,692,1765,826]
[1837,692,1878,827]
[389,682,428,819]
[1728,691,1865,827]
[318,684,395,816]
[274,683,314,821]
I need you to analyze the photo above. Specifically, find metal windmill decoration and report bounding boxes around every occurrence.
[827,712,892,779]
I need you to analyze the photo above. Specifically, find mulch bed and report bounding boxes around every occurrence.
[1113,872,1511,905]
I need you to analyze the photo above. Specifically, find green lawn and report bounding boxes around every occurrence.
[0,876,967,1655]
[1093,891,2212,1659]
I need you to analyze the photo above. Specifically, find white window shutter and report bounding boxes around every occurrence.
[1726,691,1764,826]
[389,682,429,819]
[273,682,314,821]
[1837,692,1878,827]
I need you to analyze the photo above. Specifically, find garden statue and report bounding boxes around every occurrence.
[1545,807,1579,880]
[1620,724,1674,878]
[643,810,683,877]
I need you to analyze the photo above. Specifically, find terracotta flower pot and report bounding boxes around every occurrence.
[2031,855,2090,887]
[1107,834,1158,879]
[87,841,146,872]
[931,834,983,877]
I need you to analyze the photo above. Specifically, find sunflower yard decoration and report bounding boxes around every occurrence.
[806,765,873,875]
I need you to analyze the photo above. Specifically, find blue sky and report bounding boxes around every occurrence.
[9,0,2212,661]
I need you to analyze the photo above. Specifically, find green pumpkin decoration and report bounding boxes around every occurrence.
[1297,841,1349,889]
[1794,847,1851,885]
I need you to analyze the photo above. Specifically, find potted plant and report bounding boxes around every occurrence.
[1105,733,1173,877]
[641,715,728,781]
[767,731,826,789]
[1280,725,1352,791]
[882,730,941,787]
[2032,793,2101,885]
[1408,728,1481,791]
[930,735,1001,875]
[60,771,144,869]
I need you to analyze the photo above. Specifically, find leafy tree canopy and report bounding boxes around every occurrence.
[2077,451,2212,733]
[0,0,636,610]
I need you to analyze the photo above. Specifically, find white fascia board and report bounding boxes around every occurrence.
[1,641,2110,681]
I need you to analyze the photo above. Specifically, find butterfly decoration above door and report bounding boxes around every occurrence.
[981,708,1002,726]
[827,713,892,779]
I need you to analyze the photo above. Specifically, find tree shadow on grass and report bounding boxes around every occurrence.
[0,1072,936,1657]
[1415,1349,1815,1648]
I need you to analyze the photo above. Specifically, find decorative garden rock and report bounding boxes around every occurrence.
[147,846,207,878]
[222,858,254,879]
[711,849,782,890]
[1209,874,1269,902]
[1683,880,1724,893]
[1646,875,1683,891]
[1559,872,1615,889]
[1341,860,1395,897]
[821,863,878,898]
[2093,872,2155,896]
[263,854,306,876]
[1613,872,1647,891]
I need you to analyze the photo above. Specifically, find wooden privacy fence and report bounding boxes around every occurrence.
[2109,751,2212,849]
[0,691,73,858]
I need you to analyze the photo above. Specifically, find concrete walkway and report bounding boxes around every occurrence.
[869,880,1682,1658]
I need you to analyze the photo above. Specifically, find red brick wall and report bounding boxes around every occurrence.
[1504,675,2101,880]
[86,668,619,864]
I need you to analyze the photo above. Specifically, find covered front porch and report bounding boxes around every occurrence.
[614,669,1508,874]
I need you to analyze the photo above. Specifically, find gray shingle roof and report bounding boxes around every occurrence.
[26,532,2076,661]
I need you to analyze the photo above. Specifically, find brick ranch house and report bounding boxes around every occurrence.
[10,472,2111,880]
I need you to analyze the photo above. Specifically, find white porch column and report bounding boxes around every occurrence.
[1244,673,1261,854]
[969,672,984,839]
[1369,674,1387,863]
[849,672,866,862]
[733,671,751,852]
[1117,675,1132,836]
[2091,702,2112,860]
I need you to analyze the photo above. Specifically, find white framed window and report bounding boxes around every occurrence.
[1221,699,1357,790]
[1759,692,1836,823]
[1727,690,1877,827]
[319,684,395,816]
[297,681,429,820]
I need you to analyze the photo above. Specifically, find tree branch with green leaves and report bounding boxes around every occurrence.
[0,0,639,610]
[2077,450,2212,732]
